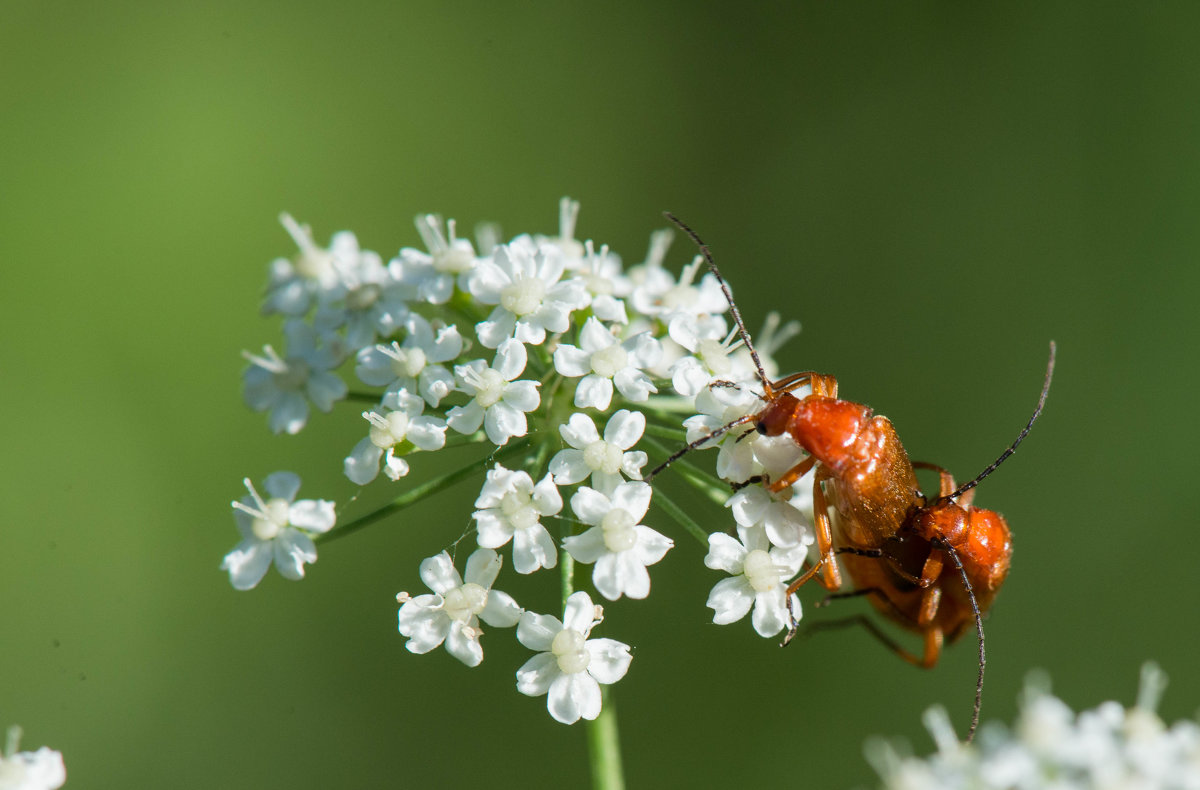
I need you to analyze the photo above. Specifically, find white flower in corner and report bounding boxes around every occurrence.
[396,549,522,667]
[563,481,672,600]
[221,472,336,590]
[0,725,66,790]
[704,525,807,637]
[553,317,661,410]
[473,465,562,575]
[515,591,632,725]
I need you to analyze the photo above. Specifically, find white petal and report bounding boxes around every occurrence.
[549,449,590,485]
[559,412,600,448]
[468,258,510,303]
[562,527,606,564]
[221,540,273,590]
[429,324,464,362]
[613,367,656,402]
[484,401,527,445]
[446,400,484,435]
[549,672,601,724]
[570,487,612,526]
[474,510,514,549]
[751,588,790,637]
[578,316,615,353]
[630,333,663,368]
[263,471,302,501]
[418,366,456,406]
[516,652,559,696]
[610,481,652,522]
[531,474,563,516]
[620,450,648,479]
[493,338,528,381]
[343,439,382,487]
[707,577,755,625]
[502,380,541,413]
[553,344,591,377]
[591,294,627,323]
[407,416,448,451]
[633,526,673,566]
[590,553,624,600]
[615,553,652,600]
[514,317,548,346]
[512,525,558,574]
[271,530,316,581]
[704,532,748,574]
[400,610,451,653]
[585,638,632,684]
[574,374,613,410]
[463,547,502,587]
[419,552,463,595]
[446,621,484,667]
[603,409,645,450]
[476,308,516,349]
[562,591,597,633]
[480,590,523,628]
[517,611,563,652]
[288,498,337,533]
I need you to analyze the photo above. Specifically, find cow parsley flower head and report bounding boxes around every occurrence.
[229,199,823,762]
[221,472,336,590]
[396,549,522,667]
[515,591,632,725]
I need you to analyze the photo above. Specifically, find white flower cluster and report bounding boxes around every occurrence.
[869,664,1200,790]
[0,726,65,790]
[222,199,813,722]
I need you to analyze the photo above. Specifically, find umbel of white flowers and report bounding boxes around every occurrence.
[869,663,1200,790]
[222,199,815,724]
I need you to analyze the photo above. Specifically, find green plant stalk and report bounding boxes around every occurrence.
[649,487,711,547]
[588,687,625,790]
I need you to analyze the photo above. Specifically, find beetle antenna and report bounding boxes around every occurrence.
[943,545,984,743]
[644,413,757,482]
[942,341,1056,503]
[663,212,773,395]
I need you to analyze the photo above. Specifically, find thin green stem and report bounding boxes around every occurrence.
[320,439,531,544]
[638,434,729,507]
[587,687,625,790]
[650,488,711,547]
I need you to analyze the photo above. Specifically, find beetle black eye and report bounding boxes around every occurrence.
[755,421,768,435]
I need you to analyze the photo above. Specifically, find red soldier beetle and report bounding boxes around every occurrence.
[645,212,1054,742]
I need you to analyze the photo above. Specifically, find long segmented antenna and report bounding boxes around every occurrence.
[943,545,985,743]
[941,341,1056,503]
[663,212,773,394]
[644,414,758,482]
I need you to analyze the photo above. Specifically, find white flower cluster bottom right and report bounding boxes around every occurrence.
[869,663,1200,790]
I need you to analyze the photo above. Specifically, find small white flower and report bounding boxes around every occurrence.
[726,478,815,549]
[554,317,662,410]
[355,314,462,407]
[396,549,522,667]
[446,339,541,446]
[549,410,648,493]
[314,239,410,350]
[666,313,737,398]
[261,213,355,316]
[242,319,348,434]
[563,482,672,601]
[515,591,632,725]
[470,244,587,349]
[344,390,448,485]
[682,383,764,483]
[391,214,479,304]
[704,525,807,637]
[573,240,629,323]
[0,726,65,790]
[630,253,728,320]
[473,465,562,575]
[221,472,336,590]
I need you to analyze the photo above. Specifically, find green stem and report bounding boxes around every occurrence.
[638,434,728,507]
[587,687,625,790]
[320,439,531,544]
[650,488,711,547]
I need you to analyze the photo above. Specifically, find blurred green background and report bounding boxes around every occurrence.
[3,3,1199,787]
